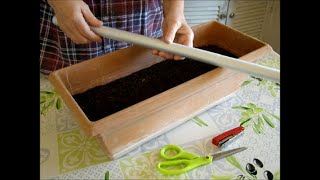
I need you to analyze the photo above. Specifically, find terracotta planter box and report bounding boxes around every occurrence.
[48,21,271,159]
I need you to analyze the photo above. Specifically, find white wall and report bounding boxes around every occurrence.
[261,0,280,54]
[183,0,280,54]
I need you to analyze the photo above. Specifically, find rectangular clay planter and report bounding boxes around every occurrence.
[48,21,272,159]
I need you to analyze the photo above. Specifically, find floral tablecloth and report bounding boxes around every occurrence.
[40,51,280,180]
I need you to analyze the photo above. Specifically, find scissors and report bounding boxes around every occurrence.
[157,144,247,175]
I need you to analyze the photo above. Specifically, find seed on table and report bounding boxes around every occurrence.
[246,163,257,175]
[253,158,263,168]
[264,170,274,180]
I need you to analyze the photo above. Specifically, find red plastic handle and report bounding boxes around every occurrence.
[212,126,245,146]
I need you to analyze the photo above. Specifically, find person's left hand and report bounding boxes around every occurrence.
[153,15,194,60]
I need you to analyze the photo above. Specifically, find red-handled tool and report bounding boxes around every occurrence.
[212,126,245,148]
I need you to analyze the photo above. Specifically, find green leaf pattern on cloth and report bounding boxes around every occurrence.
[192,116,208,127]
[241,58,280,97]
[40,89,63,115]
[241,77,279,97]
[226,156,244,173]
[57,129,110,173]
[232,103,279,134]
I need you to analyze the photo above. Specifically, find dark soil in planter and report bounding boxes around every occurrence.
[73,45,238,121]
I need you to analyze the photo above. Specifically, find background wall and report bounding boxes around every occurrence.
[184,0,280,54]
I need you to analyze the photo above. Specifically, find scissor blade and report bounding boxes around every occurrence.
[211,147,247,161]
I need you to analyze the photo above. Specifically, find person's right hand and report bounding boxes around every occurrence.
[48,0,103,44]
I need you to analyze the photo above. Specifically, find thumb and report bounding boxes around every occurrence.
[163,22,180,44]
[82,7,103,27]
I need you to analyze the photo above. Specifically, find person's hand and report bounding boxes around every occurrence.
[153,13,194,60]
[48,0,103,44]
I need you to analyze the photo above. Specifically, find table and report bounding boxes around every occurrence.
[40,50,280,179]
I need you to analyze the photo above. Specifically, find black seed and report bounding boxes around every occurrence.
[246,163,257,175]
[253,158,263,168]
[264,170,274,180]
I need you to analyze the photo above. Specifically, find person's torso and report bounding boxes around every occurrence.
[40,0,163,75]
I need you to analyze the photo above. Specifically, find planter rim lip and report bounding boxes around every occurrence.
[49,44,271,131]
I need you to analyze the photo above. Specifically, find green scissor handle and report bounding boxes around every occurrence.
[157,155,213,175]
[160,145,199,160]
[158,145,213,175]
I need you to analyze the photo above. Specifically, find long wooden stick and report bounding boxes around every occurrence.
[52,17,280,83]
